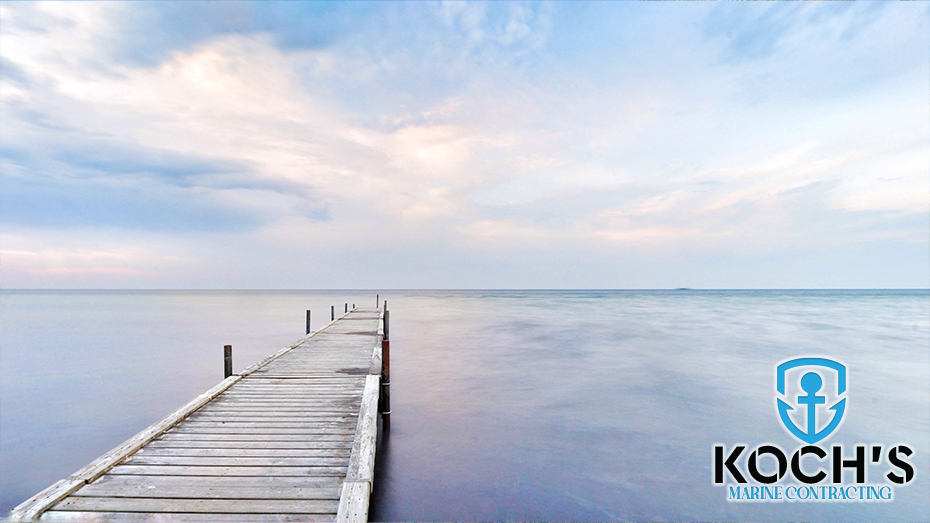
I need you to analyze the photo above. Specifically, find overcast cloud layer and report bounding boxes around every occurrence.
[1,1,927,289]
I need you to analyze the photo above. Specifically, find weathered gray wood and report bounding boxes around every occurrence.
[193,408,359,414]
[185,415,355,423]
[179,419,355,428]
[155,433,349,442]
[40,511,335,522]
[216,394,361,400]
[145,440,352,450]
[122,456,348,467]
[234,325,328,378]
[335,482,370,523]
[107,465,348,477]
[73,484,341,500]
[345,375,379,483]
[52,497,338,514]
[16,308,383,522]
[9,375,243,521]
[85,474,343,489]
[208,397,361,404]
[9,479,83,522]
[135,447,350,457]
[335,373,380,523]
[166,427,355,435]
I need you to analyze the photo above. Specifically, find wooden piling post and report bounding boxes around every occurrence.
[224,345,232,379]
[380,308,390,431]
[383,307,389,340]
[376,294,379,307]
[306,310,311,335]
[331,305,334,321]
[345,303,348,313]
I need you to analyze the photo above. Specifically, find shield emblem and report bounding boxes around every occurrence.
[775,357,847,444]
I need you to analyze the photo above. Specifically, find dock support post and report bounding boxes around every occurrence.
[380,308,390,431]
[306,310,311,335]
[224,345,233,379]
[383,306,389,340]
[331,305,334,321]
[345,303,348,313]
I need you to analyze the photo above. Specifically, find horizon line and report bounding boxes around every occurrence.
[3,287,928,292]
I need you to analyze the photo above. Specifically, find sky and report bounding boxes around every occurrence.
[1,1,927,289]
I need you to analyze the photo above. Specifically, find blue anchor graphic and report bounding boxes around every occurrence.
[776,357,846,444]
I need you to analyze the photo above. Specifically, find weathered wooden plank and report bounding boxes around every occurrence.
[219,387,364,392]
[155,433,350,442]
[170,421,357,429]
[208,396,362,401]
[122,456,348,467]
[207,404,348,411]
[335,482,370,523]
[107,465,347,477]
[189,414,355,420]
[9,480,84,523]
[194,408,359,415]
[204,402,361,408]
[216,398,362,403]
[224,387,363,392]
[40,511,336,522]
[189,411,357,423]
[86,474,343,490]
[218,385,364,391]
[231,382,365,388]
[345,375,379,483]
[199,406,359,412]
[73,484,341,500]
[179,418,355,424]
[145,437,352,452]
[165,427,355,435]
[181,419,355,427]
[218,379,362,385]
[336,373,380,522]
[52,497,338,514]
[138,447,350,457]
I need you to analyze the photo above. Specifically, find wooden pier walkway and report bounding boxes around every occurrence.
[10,307,387,522]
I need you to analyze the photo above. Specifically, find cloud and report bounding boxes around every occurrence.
[0,1,926,288]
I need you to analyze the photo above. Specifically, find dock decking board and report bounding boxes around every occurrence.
[11,308,384,522]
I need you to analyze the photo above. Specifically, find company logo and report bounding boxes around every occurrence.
[775,357,846,444]
[712,356,915,503]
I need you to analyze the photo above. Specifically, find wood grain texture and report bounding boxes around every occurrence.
[14,308,384,522]
[335,482,370,523]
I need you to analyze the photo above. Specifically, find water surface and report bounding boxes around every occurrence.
[2,290,928,521]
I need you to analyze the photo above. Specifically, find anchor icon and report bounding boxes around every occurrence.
[775,357,847,445]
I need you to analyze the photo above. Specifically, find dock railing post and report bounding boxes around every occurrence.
[345,303,348,313]
[224,345,233,379]
[306,310,311,335]
[380,308,391,431]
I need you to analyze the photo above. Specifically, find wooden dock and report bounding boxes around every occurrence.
[10,307,387,522]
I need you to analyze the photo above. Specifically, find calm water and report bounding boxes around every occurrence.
[1,290,928,521]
